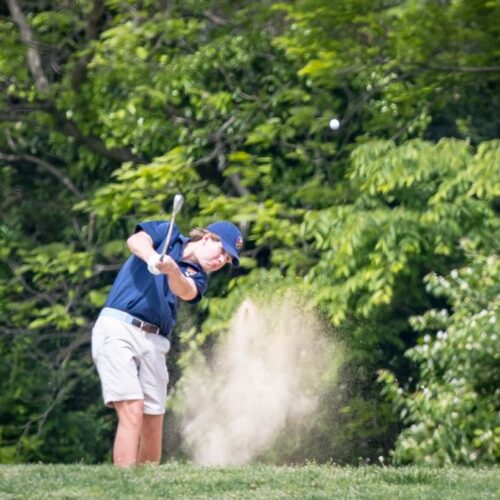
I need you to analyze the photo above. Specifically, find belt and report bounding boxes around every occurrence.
[100,307,162,336]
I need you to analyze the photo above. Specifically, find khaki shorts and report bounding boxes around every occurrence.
[91,315,171,415]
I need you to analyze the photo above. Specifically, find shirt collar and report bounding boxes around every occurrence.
[177,236,205,274]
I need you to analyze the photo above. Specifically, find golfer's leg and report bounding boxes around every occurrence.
[138,414,164,464]
[113,399,144,467]
[137,334,169,465]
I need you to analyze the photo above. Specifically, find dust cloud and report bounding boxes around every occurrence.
[176,294,342,465]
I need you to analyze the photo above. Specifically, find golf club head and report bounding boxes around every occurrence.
[172,193,184,215]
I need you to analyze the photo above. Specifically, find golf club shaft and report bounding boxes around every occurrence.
[160,194,184,261]
[160,215,177,261]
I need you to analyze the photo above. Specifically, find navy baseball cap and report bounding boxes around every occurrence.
[207,221,243,267]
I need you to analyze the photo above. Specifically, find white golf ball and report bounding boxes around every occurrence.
[329,118,340,130]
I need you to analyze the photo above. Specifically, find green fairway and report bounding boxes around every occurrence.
[0,463,498,499]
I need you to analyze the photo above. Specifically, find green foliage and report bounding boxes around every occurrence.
[379,248,499,465]
[0,223,111,462]
[274,0,500,142]
[304,138,498,330]
[0,0,498,464]
[76,148,204,221]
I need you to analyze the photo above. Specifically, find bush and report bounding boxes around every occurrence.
[379,246,499,465]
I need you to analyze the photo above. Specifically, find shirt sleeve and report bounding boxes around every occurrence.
[135,221,169,250]
[179,263,209,304]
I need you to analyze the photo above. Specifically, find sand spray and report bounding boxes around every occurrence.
[176,293,343,465]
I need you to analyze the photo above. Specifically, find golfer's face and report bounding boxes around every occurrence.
[198,236,232,272]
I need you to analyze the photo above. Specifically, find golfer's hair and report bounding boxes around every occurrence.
[189,228,221,242]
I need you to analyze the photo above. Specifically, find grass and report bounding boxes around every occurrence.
[0,463,498,499]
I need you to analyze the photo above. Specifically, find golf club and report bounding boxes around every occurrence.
[160,193,184,261]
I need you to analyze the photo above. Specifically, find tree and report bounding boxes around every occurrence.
[379,247,499,465]
[0,0,498,463]
[274,0,500,143]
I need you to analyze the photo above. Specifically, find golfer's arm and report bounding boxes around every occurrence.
[127,231,198,301]
[166,268,198,301]
[127,231,157,261]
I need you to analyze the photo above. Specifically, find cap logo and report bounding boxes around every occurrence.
[235,236,243,251]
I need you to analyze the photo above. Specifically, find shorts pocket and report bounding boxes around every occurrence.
[151,334,170,355]
[91,316,123,361]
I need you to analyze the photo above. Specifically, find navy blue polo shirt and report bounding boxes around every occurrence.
[105,221,208,336]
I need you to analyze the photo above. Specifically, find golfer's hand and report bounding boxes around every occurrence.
[146,253,162,275]
[150,253,198,301]
[155,255,178,275]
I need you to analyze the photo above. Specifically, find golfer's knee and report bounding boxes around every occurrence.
[142,414,163,435]
[115,400,144,427]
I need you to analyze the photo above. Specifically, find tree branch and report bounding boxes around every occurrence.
[192,115,250,196]
[52,108,142,163]
[5,0,141,164]
[71,0,106,91]
[5,259,57,306]
[1,108,141,163]
[226,173,250,197]
[0,151,84,199]
[193,116,236,167]
[203,10,229,26]
[420,64,500,74]
[6,0,50,94]
[0,112,39,127]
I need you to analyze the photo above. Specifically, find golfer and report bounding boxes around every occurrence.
[92,219,243,467]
